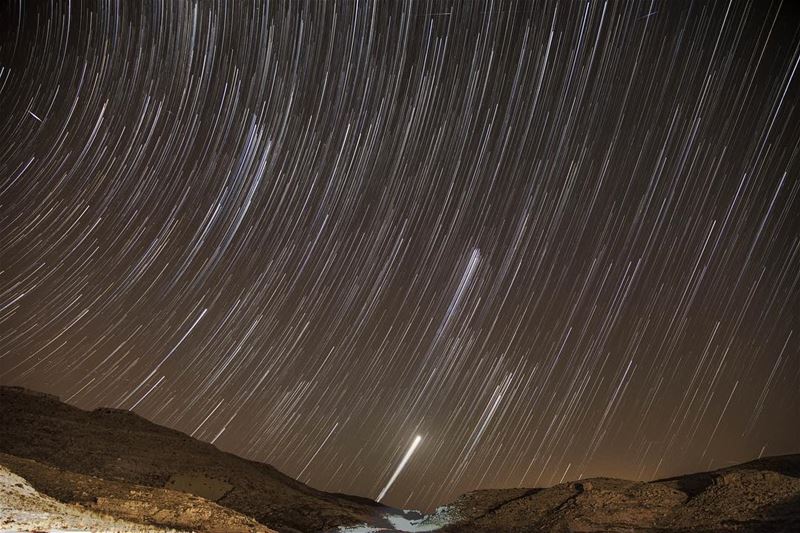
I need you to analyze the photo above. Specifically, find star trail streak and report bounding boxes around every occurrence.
[1,0,799,511]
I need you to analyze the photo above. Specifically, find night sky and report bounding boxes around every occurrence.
[1,0,799,511]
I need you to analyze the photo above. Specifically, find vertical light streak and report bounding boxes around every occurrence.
[378,435,422,502]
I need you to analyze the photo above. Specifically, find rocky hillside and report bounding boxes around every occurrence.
[0,452,275,532]
[0,386,393,532]
[1,385,798,532]
[433,456,800,532]
[0,461,174,532]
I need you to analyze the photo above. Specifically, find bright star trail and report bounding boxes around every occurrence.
[1,0,799,511]
[378,435,423,502]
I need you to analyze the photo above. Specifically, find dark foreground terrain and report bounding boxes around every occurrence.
[0,386,798,532]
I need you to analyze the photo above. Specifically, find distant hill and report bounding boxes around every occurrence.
[1,385,798,532]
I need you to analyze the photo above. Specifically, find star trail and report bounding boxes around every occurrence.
[1,0,799,511]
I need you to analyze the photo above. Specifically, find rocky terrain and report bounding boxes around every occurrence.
[0,452,274,532]
[0,386,393,532]
[435,459,800,532]
[0,462,173,532]
[1,385,798,532]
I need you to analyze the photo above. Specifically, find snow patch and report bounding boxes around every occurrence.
[337,508,453,532]
[386,513,444,531]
